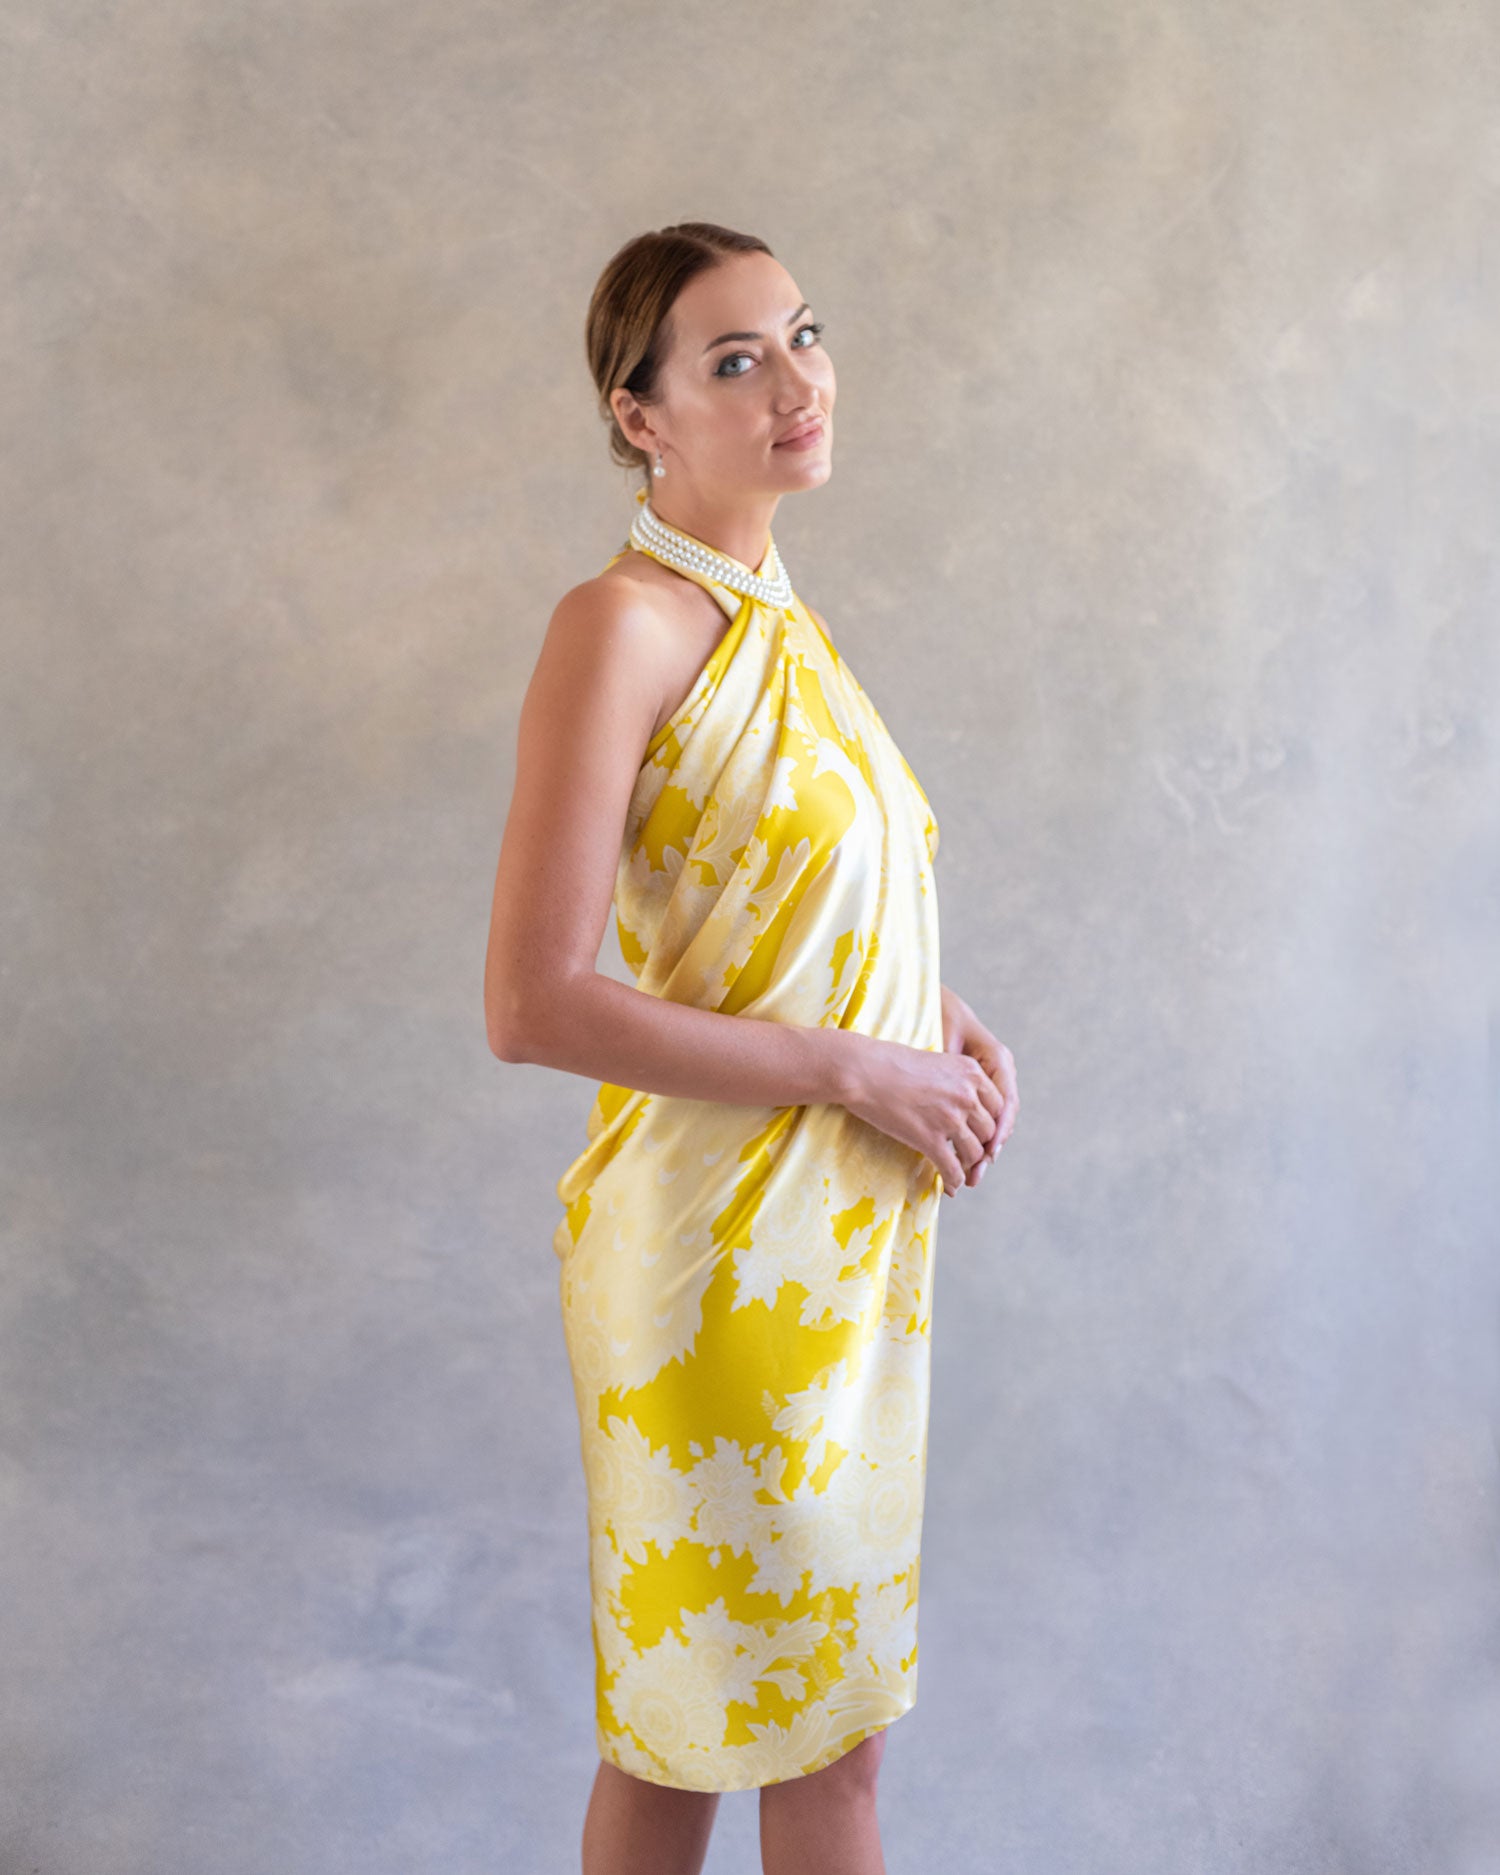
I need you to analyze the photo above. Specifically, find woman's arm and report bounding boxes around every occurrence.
[483,578,854,1108]
[483,579,1001,1189]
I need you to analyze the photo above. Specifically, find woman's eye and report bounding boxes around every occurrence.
[715,322,825,378]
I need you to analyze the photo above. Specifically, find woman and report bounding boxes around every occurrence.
[484,221,1018,1875]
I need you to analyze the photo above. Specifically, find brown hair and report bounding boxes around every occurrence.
[585,221,774,482]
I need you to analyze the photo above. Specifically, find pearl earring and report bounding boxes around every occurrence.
[653,449,665,479]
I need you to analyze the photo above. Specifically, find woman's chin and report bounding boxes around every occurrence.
[774,450,833,490]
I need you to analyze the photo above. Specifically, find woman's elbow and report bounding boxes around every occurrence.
[487,992,537,1062]
[486,975,577,1063]
[488,1019,524,1063]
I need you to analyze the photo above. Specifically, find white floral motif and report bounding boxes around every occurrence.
[555,553,945,1792]
[688,1438,769,1555]
[585,1416,700,1567]
[687,786,765,893]
[732,1171,835,1311]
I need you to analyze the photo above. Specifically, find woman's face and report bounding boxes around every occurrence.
[618,250,835,500]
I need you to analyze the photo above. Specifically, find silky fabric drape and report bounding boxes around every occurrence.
[554,488,945,1791]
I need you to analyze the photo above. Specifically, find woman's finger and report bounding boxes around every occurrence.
[978,1043,1018,1162]
[971,1069,1003,1134]
[935,1132,974,1196]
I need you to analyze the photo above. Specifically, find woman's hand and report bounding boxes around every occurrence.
[837,1027,1004,1198]
[939,983,1019,1188]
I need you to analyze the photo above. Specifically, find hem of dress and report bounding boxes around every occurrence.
[596,1694,918,1794]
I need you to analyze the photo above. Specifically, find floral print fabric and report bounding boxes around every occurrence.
[554,495,944,1790]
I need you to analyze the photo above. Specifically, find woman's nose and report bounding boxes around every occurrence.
[776,355,826,405]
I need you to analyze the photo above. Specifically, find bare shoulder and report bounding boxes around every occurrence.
[545,557,672,652]
[531,560,679,701]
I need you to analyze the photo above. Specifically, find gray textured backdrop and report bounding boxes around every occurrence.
[3,1,1497,1871]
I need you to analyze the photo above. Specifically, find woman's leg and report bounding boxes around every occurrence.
[581,1759,722,1875]
[758,1728,888,1875]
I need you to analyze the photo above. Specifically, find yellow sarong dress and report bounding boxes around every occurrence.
[554,489,944,1791]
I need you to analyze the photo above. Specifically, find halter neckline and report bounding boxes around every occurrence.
[628,486,793,612]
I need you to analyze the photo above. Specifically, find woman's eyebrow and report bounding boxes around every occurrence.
[702,303,812,353]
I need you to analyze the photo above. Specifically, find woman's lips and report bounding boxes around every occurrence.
[774,419,827,450]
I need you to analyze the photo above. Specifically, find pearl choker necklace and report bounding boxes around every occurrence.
[629,491,794,610]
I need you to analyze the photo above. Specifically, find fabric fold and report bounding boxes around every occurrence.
[554,504,944,1791]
